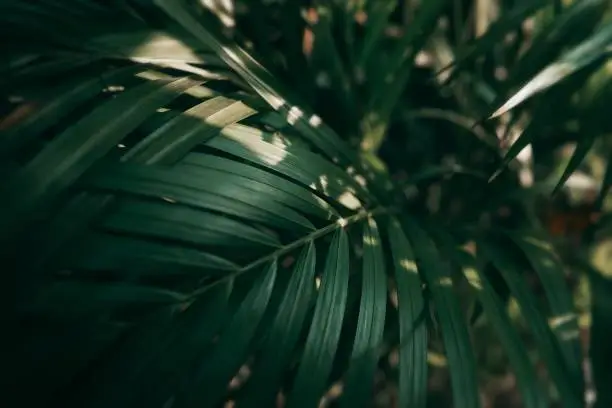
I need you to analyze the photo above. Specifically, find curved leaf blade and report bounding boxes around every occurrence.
[287,229,350,408]
[69,232,240,275]
[82,283,232,408]
[596,150,612,209]
[126,95,257,164]
[83,162,315,231]
[552,136,597,195]
[401,217,479,408]
[207,124,372,207]
[241,243,317,408]
[101,198,281,248]
[508,233,583,384]
[478,240,583,407]
[505,0,608,90]
[1,76,203,240]
[153,0,359,165]
[0,65,141,159]
[441,0,550,81]
[340,218,387,408]
[179,261,277,407]
[491,19,612,118]
[387,218,428,408]
[23,281,186,319]
[181,154,338,219]
[431,230,548,408]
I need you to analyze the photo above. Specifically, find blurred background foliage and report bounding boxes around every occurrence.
[1,0,612,407]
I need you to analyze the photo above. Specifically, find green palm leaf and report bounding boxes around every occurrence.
[1,1,591,407]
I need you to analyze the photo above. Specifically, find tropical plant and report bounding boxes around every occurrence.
[2,1,611,407]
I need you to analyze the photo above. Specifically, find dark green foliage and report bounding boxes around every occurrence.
[1,1,610,407]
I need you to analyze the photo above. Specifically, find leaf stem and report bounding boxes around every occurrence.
[188,206,390,299]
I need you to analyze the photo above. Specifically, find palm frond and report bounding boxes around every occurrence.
[2,1,599,407]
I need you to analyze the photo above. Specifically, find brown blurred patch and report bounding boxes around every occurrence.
[0,102,38,131]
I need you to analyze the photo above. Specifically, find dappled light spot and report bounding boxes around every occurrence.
[462,241,477,256]
[337,191,361,210]
[226,127,288,165]
[363,235,378,246]
[336,218,348,227]
[462,267,483,291]
[276,392,286,407]
[579,313,591,329]
[310,174,330,196]
[586,389,596,406]
[388,348,399,367]
[302,7,319,24]
[436,277,453,287]
[156,107,170,113]
[308,114,322,127]
[136,71,172,81]
[354,10,367,25]
[323,382,343,402]
[389,287,399,308]
[315,72,331,88]
[560,330,580,341]
[126,71,218,98]
[200,0,235,28]
[353,174,367,188]
[427,351,448,367]
[161,196,177,203]
[311,194,334,215]
[415,51,432,67]
[260,89,285,109]
[122,32,201,64]
[316,5,331,18]
[504,32,517,45]
[315,276,321,289]
[8,95,24,103]
[507,297,522,321]
[399,259,418,274]
[117,144,127,149]
[522,236,553,252]
[228,364,251,391]
[592,238,612,277]
[103,85,125,93]
[162,62,221,80]
[548,313,577,329]
[494,66,508,81]
[516,144,533,187]
[287,106,304,125]
[541,258,554,268]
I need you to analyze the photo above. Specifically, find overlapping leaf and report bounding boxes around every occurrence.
[478,240,583,407]
[0,2,595,408]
